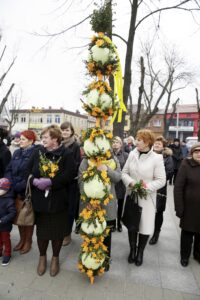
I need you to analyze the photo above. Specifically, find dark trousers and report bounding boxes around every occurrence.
[117,198,124,225]
[0,232,11,256]
[154,211,164,232]
[181,230,200,259]
[67,185,80,235]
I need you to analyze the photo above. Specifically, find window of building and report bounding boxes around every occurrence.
[21,115,26,123]
[55,115,60,123]
[188,120,193,126]
[152,119,161,127]
[47,115,52,124]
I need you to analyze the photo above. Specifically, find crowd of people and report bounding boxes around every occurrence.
[0,124,199,277]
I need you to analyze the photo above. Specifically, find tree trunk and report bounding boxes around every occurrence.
[113,0,139,138]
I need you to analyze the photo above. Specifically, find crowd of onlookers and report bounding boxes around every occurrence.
[0,125,200,277]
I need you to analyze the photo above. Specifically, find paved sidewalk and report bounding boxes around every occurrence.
[0,186,200,300]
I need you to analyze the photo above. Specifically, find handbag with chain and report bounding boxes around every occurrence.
[122,192,142,232]
[15,175,35,226]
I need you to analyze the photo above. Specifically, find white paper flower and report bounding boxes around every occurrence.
[81,219,107,235]
[84,136,111,157]
[82,252,105,270]
[99,93,112,109]
[84,174,110,198]
[91,45,110,64]
[86,89,99,106]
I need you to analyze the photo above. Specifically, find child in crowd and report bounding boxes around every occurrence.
[0,178,16,266]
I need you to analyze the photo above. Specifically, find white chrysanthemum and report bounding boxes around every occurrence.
[81,219,107,235]
[83,174,110,198]
[82,252,105,270]
[91,45,110,64]
[83,136,111,157]
[99,93,112,110]
[86,89,99,106]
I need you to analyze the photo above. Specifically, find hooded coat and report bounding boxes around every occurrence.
[122,148,166,235]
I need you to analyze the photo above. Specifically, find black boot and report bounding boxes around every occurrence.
[128,231,137,264]
[193,233,200,263]
[135,234,149,267]
[149,231,160,245]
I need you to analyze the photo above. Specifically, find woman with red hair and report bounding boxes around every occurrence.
[5,130,37,254]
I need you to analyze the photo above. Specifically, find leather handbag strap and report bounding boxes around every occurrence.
[25,175,32,200]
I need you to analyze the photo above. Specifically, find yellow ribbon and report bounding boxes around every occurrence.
[103,35,127,123]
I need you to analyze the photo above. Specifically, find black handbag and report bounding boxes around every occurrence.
[122,192,142,232]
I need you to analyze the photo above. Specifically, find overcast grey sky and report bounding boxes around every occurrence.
[0,0,200,112]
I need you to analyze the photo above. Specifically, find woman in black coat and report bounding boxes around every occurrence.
[60,121,81,246]
[149,136,174,245]
[0,128,11,178]
[28,125,76,277]
[112,136,128,232]
[174,142,200,267]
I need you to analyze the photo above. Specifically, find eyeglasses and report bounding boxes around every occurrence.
[193,149,200,154]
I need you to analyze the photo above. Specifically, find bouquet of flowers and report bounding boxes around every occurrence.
[39,151,61,197]
[131,180,148,199]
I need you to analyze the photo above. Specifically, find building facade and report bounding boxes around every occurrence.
[10,107,95,135]
[125,104,199,140]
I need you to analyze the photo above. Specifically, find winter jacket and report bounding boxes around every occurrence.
[113,150,128,199]
[0,141,11,178]
[170,144,183,170]
[122,148,166,235]
[28,145,76,214]
[174,158,200,232]
[5,145,36,198]
[0,191,16,232]
[78,157,122,221]
[156,147,174,212]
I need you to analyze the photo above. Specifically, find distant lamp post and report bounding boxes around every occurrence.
[176,107,179,138]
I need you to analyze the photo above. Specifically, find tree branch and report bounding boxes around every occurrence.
[135,0,198,30]
[112,33,128,45]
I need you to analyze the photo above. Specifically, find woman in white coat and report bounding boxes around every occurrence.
[122,129,166,266]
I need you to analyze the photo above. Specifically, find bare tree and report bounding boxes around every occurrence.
[4,91,22,133]
[129,55,173,137]
[146,46,193,137]
[34,0,200,137]
[0,36,16,114]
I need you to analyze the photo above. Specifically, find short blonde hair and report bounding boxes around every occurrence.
[112,136,122,145]
[136,129,155,147]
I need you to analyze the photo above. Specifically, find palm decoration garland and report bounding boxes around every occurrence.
[77,27,126,283]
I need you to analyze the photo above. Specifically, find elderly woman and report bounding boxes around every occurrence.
[174,142,200,267]
[112,136,128,232]
[122,129,166,266]
[5,130,36,254]
[28,125,76,276]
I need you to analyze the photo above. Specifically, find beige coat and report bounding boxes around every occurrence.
[122,148,166,235]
